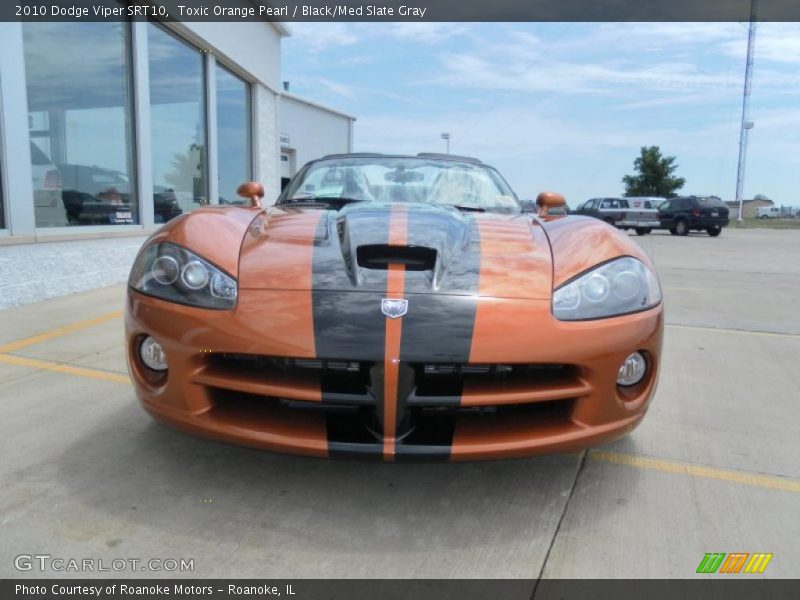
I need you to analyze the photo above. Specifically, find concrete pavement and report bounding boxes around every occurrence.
[0,228,798,579]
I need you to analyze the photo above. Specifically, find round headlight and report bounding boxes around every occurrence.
[181,261,209,290]
[151,255,180,285]
[140,335,168,371]
[612,270,641,301]
[582,273,609,303]
[617,351,647,386]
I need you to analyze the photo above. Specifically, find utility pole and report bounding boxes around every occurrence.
[736,0,757,222]
[441,132,450,154]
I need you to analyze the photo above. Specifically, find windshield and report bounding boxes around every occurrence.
[281,157,519,212]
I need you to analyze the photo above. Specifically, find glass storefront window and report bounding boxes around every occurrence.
[23,23,136,228]
[216,65,251,205]
[148,25,207,222]
[0,161,5,229]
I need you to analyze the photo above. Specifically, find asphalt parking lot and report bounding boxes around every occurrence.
[1,227,798,580]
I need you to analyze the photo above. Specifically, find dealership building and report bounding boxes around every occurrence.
[0,19,355,308]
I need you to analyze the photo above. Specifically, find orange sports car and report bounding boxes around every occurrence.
[126,153,663,461]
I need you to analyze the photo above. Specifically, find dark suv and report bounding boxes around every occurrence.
[657,196,729,237]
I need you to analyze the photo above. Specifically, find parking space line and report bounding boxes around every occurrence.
[0,310,123,353]
[0,353,130,385]
[591,450,800,493]
[666,323,800,339]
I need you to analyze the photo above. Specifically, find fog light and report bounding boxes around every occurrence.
[140,336,168,371]
[617,352,646,386]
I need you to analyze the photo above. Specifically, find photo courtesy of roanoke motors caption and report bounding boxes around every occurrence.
[127,154,663,461]
[2,0,799,596]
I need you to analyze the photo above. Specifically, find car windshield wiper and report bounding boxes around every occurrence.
[451,205,486,212]
[284,196,368,207]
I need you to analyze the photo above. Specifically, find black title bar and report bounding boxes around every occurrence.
[2,0,800,22]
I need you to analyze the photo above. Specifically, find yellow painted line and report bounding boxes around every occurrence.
[666,323,800,340]
[0,353,130,385]
[591,451,800,494]
[0,310,123,353]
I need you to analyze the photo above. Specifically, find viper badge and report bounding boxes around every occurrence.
[381,298,408,319]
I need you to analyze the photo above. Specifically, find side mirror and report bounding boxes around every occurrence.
[536,191,566,217]
[236,181,265,208]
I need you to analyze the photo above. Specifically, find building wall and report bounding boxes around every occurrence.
[725,199,773,219]
[255,85,281,203]
[175,21,282,91]
[278,94,355,179]
[0,20,285,308]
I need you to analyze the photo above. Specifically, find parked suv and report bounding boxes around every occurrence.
[573,197,660,235]
[657,196,729,236]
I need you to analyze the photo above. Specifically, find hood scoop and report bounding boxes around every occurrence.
[357,245,438,271]
[238,202,553,298]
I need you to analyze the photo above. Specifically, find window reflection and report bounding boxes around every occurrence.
[148,25,207,222]
[0,161,5,229]
[23,23,136,228]
[216,65,251,205]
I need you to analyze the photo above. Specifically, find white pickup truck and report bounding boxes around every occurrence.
[573,196,662,235]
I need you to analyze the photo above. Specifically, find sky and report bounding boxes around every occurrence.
[282,22,800,207]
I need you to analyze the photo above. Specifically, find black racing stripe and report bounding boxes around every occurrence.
[313,207,392,452]
[326,411,383,461]
[315,204,483,458]
[396,211,482,458]
[395,446,452,463]
[312,208,390,365]
[399,212,481,363]
[328,443,383,461]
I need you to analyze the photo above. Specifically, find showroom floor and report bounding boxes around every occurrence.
[0,228,798,580]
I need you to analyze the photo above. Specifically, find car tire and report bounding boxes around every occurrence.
[707,226,722,237]
[675,219,689,236]
[603,217,615,226]
[635,228,651,236]
[760,215,768,219]
[669,228,678,235]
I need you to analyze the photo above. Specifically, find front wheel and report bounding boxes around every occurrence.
[675,219,689,236]
[707,226,722,237]
[635,228,652,236]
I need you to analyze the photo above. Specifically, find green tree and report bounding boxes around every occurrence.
[622,146,686,198]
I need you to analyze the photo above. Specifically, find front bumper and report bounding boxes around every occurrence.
[126,289,663,461]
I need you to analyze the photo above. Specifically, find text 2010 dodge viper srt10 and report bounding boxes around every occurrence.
[125,153,663,461]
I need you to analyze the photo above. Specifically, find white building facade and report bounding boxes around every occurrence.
[279,93,355,188]
[0,20,354,308]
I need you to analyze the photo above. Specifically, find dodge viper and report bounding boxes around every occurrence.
[125,153,663,461]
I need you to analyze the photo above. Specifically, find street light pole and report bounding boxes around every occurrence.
[735,0,758,222]
[441,132,450,154]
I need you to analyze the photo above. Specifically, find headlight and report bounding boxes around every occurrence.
[552,257,661,321]
[129,242,237,309]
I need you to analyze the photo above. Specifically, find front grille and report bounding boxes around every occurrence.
[410,363,579,406]
[199,354,375,403]
[195,355,589,451]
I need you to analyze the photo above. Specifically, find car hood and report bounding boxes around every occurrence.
[238,201,553,299]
